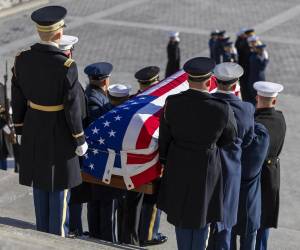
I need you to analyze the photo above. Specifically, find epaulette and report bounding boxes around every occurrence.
[64,58,75,68]
[14,48,30,76]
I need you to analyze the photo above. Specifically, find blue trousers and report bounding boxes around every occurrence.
[207,225,232,250]
[33,188,70,237]
[255,228,269,250]
[175,225,209,250]
[231,230,257,250]
[69,203,83,235]
[0,159,7,170]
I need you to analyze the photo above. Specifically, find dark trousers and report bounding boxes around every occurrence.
[231,230,257,250]
[175,225,209,250]
[207,225,231,250]
[33,188,70,237]
[69,203,83,235]
[139,204,162,242]
[255,228,269,250]
[121,191,144,245]
[87,199,119,242]
[0,159,7,170]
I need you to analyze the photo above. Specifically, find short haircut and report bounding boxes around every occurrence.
[38,28,61,41]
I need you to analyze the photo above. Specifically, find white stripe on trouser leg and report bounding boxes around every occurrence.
[60,189,68,237]
[205,224,210,249]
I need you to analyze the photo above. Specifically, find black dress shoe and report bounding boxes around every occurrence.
[141,234,168,246]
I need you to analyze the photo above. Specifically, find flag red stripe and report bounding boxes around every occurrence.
[127,150,158,165]
[130,161,162,188]
[135,109,161,149]
[149,73,188,97]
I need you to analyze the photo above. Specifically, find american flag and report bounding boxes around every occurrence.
[82,70,220,189]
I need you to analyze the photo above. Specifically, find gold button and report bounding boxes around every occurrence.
[268,160,271,164]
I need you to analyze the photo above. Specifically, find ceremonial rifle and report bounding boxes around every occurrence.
[3,61,16,144]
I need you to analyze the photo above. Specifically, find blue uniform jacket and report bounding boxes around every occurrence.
[247,52,269,105]
[235,122,270,235]
[85,84,112,122]
[213,92,255,230]
[248,52,268,84]
[209,38,217,60]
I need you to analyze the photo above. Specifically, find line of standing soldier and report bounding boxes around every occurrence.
[9,4,286,250]
[158,58,286,250]
[209,28,269,106]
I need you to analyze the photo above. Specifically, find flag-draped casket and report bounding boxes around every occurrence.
[82,71,221,189]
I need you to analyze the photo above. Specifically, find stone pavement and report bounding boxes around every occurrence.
[0,0,300,249]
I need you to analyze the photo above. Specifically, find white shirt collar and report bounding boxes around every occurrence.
[190,88,210,93]
[216,89,235,95]
[39,41,59,48]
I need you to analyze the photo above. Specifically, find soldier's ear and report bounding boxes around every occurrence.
[272,98,277,106]
[205,78,211,88]
[231,83,236,91]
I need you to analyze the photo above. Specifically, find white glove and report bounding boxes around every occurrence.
[17,135,22,145]
[75,141,88,156]
[263,50,269,60]
[3,125,11,134]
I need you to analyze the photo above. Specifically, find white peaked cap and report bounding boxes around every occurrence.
[254,81,284,97]
[213,62,244,81]
[169,31,179,37]
[59,35,79,51]
[237,28,247,36]
[247,35,259,43]
[108,84,132,97]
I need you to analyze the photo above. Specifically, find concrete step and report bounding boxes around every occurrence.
[0,224,145,250]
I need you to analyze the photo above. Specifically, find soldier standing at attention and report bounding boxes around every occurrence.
[222,41,238,63]
[165,32,181,78]
[122,66,167,247]
[134,66,160,95]
[207,62,254,250]
[209,30,220,60]
[84,62,123,242]
[253,82,286,250]
[59,34,88,238]
[11,6,88,236]
[247,44,269,105]
[158,57,237,250]
[236,28,255,101]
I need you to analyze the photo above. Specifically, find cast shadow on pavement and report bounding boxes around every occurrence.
[0,216,35,230]
[78,237,147,250]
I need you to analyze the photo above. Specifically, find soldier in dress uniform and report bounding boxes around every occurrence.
[222,41,238,63]
[11,6,88,236]
[247,44,269,105]
[207,62,255,250]
[232,122,270,250]
[209,30,220,60]
[59,34,87,238]
[165,32,181,78]
[122,66,167,247]
[134,66,160,95]
[84,62,124,242]
[108,84,131,107]
[0,100,11,170]
[158,57,237,250]
[236,28,255,102]
[253,82,286,250]
[213,31,230,64]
